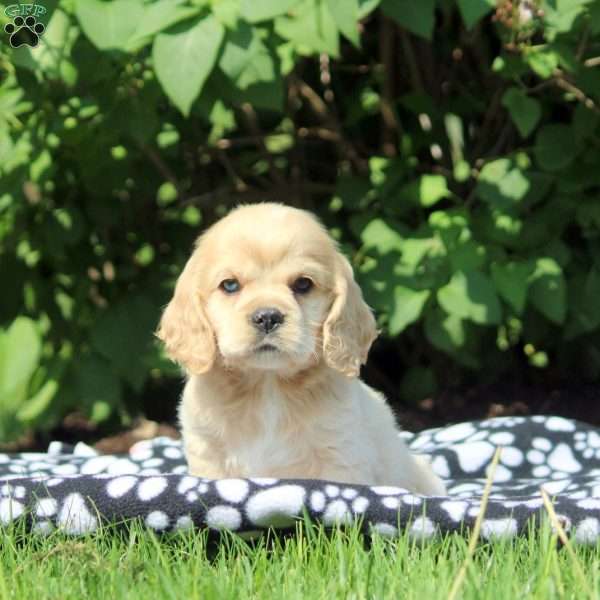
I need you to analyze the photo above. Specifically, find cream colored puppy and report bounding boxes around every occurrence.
[157,203,446,495]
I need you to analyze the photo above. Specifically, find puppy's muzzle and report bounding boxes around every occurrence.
[251,307,284,334]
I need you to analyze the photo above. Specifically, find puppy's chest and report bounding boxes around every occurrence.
[222,384,328,475]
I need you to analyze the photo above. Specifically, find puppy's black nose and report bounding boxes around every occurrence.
[251,308,284,334]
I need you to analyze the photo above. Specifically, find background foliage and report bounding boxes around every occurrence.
[1,0,600,442]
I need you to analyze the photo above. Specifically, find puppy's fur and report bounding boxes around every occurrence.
[157,203,446,494]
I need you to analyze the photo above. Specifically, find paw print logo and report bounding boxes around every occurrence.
[4,15,45,48]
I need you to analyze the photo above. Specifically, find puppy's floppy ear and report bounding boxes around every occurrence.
[156,254,216,374]
[323,251,378,377]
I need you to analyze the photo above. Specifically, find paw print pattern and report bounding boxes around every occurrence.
[4,417,600,544]
[4,15,45,48]
[574,431,600,460]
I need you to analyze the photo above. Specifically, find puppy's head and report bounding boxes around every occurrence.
[157,203,377,377]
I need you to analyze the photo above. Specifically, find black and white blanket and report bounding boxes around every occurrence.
[2,415,600,543]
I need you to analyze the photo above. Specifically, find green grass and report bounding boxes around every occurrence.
[1,519,600,600]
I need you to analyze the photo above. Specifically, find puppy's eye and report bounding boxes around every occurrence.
[291,277,313,294]
[220,278,241,294]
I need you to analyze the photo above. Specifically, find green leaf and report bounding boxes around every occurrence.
[524,46,559,79]
[75,0,144,50]
[135,244,155,266]
[51,206,85,246]
[358,0,381,18]
[153,15,225,116]
[219,23,275,89]
[533,125,577,171]
[425,309,466,351]
[502,88,542,138]
[157,127,180,149]
[551,41,579,73]
[29,149,52,181]
[437,270,502,325]
[419,175,450,207]
[380,0,435,39]
[326,0,360,46]
[0,317,41,401]
[424,308,480,368]
[544,0,590,35]
[400,174,450,207]
[448,241,487,271]
[16,379,58,423]
[127,0,202,50]
[75,355,122,423]
[265,133,294,153]
[573,104,600,142]
[457,0,495,28]
[388,287,430,335]
[358,258,395,311]
[543,238,571,269]
[369,156,404,193]
[483,213,516,245]
[492,55,529,79]
[236,78,285,112]
[0,256,26,323]
[565,267,600,338]
[212,0,240,27]
[401,237,441,267]
[428,209,469,249]
[333,176,373,211]
[476,159,531,210]
[207,100,236,142]
[491,260,534,314]
[182,206,201,226]
[528,258,567,324]
[275,0,339,56]
[359,218,405,253]
[591,1,600,34]
[157,182,178,206]
[91,400,113,423]
[219,23,261,80]
[241,0,299,22]
[90,295,158,391]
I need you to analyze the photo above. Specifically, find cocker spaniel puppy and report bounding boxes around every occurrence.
[157,203,446,495]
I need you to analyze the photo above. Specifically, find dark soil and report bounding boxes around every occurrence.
[395,380,600,432]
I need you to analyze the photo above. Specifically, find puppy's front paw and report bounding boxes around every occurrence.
[413,455,447,495]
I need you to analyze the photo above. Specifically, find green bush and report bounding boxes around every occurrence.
[1,0,599,440]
